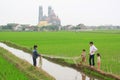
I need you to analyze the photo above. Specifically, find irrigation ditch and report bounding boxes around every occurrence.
[0,41,120,80]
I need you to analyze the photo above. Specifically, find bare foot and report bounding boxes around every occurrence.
[91,66,94,68]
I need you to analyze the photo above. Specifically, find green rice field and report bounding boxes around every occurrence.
[0,30,120,75]
[0,50,29,80]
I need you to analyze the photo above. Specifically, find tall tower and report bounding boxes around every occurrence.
[38,6,43,23]
[48,6,52,17]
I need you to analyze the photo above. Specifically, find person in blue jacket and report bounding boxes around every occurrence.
[32,45,41,66]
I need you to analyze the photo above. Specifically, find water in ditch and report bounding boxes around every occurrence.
[0,42,99,80]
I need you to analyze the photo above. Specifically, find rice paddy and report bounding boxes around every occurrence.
[0,30,120,75]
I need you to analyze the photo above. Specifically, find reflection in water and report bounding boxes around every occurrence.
[90,76,95,80]
[82,73,86,80]
[38,57,42,67]
[0,43,99,80]
[75,71,78,80]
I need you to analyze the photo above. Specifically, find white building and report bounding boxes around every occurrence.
[13,25,23,31]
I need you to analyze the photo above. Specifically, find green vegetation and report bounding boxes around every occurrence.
[0,30,120,75]
[0,57,28,80]
[83,68,115,80]
[0,49,28,80]
[0,47,55,80]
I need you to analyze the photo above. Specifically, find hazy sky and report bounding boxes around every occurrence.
[0,0,120,26]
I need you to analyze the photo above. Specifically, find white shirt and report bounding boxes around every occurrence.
[90,45,98,55]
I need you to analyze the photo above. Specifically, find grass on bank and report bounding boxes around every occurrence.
[0,54,29,80]
[0,47,55,80]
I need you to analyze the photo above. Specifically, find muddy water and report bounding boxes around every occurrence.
[0,43,99,80]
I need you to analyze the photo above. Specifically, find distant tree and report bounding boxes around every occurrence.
[7,23,18,29]
[39,25,59,31]
[74,26,81,29]
[116,26,120,29]
[33,26,39,31]
[0,26,2,30]
[1,23,17,30]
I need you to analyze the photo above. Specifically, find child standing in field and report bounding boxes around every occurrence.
[97,53,101,70]
[81,49,86,64]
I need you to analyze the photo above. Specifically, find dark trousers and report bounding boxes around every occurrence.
[89,54,95,66]
[33,57,37,66]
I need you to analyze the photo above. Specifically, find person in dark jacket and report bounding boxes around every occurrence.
[32,45,41,66]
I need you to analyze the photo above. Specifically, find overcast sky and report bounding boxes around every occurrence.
[0,0,120,26]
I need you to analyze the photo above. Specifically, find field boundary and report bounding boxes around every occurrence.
[44,56,120,80]
[1,41,120,80]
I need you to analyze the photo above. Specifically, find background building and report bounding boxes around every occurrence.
[38,6,43,23]
[38,6,61,27]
